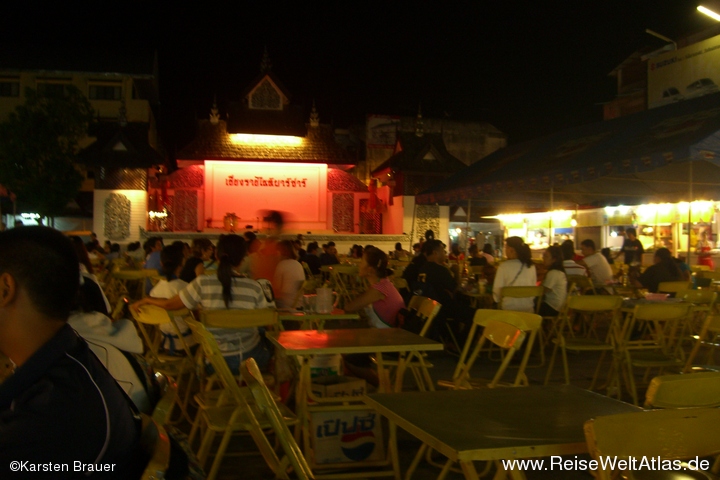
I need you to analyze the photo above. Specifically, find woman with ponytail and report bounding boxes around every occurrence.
[345,247,404,328]
[492,236,537,312]
[132,234,275,373]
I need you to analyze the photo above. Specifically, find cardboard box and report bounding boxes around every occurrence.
[311,376,366,399]
[310,409,385,464]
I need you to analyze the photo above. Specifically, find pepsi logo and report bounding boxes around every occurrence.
[340,430,376,461]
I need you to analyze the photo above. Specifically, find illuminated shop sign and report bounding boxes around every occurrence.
[205,161,328,225]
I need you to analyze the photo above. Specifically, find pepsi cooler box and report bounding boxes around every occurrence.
[310,409,385,464]
[311,376,366,399]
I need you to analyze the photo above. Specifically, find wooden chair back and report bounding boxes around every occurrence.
[140,414,171,480]
[501,285,544,314]
[584,408,720,480]
[241,359,314,480]
[623,302,692,352]
[657,280,692,294]
[645,371,720,408]
[700,270,720,281]
[455,309,540,385]
[185,317,246,402]
[450,317,528,389]
[407,295,429,311]
[131,305,194,360]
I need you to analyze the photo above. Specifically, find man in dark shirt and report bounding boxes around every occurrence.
[319,241,339,266]
[417,240,456,306]
[0,227,144,478]
[301,242,322,275]
[619,227,644,265]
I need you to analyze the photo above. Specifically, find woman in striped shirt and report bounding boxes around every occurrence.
[132,234,274,373]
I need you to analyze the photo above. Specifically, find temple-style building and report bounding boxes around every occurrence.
[157,54,376,234]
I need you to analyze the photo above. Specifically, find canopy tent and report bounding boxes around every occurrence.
[416,92,720,213]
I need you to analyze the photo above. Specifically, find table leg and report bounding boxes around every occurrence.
[393,352,409,393]
[375,350,392,393]
[461,460,482,480]
[295,356,310,445]
[388,420,401,480]
[405,443,428,480]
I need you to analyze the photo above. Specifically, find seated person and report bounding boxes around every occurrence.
[150,244,197,353]
[493,237,537,312]
[392,242,411,261]
[0,227,143,477]
[580,239,614,292]
[635,247,683,293]
[343,248,404,384]
[68,310,155,414]
[539,246,567,317]
[467,244,488,267]
[600,247,615,265]
[345,247,404,328]
[675,255,692,282]
[448,243,465,261]
[417,240,456,307]
[133,234,275,374]
[70,235,111,315]
[180,238,215,283]
[561,240,588,277]
[273,240,306,309]
[301,241,322,275]
[143,236,164,294]
[319,242,340,266]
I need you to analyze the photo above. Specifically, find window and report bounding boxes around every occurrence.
[0,80,19,97]
[37,80,71,96]
[89,84,122,100]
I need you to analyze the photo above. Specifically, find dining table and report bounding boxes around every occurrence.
[277,308,360,331]
[364,385,641,480]
[267,328,444,478]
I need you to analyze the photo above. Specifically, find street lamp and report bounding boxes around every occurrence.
[698,4,720,21]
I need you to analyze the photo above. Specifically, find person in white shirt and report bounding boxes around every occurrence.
[273,240,306,309]
[579,239,614,291]
[493,236,537,312]
[149,243,196,352]
[539,246,567,316]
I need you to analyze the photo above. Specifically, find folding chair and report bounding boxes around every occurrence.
[185,317,298,480]
[440,317,529,390]
[140,414,171,480]
[131,305,196,424]
[544,295,623,392]
[657,280,692,295]
[676,289,717,352]
[500,285,546,362]
[500,285,544,313]
[644,371,720,408]
[619,302,693,405]
[240,358,314,480]
[584,408,720,480]
[684,314,720,372]
[328,264,360,308]
[378,297,442,391]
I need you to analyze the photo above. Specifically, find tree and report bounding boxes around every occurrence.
[0,86,94,223]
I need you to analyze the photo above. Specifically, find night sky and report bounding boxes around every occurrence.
[2,1,718,154]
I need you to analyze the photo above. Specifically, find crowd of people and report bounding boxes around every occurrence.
[0,222,706,474]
